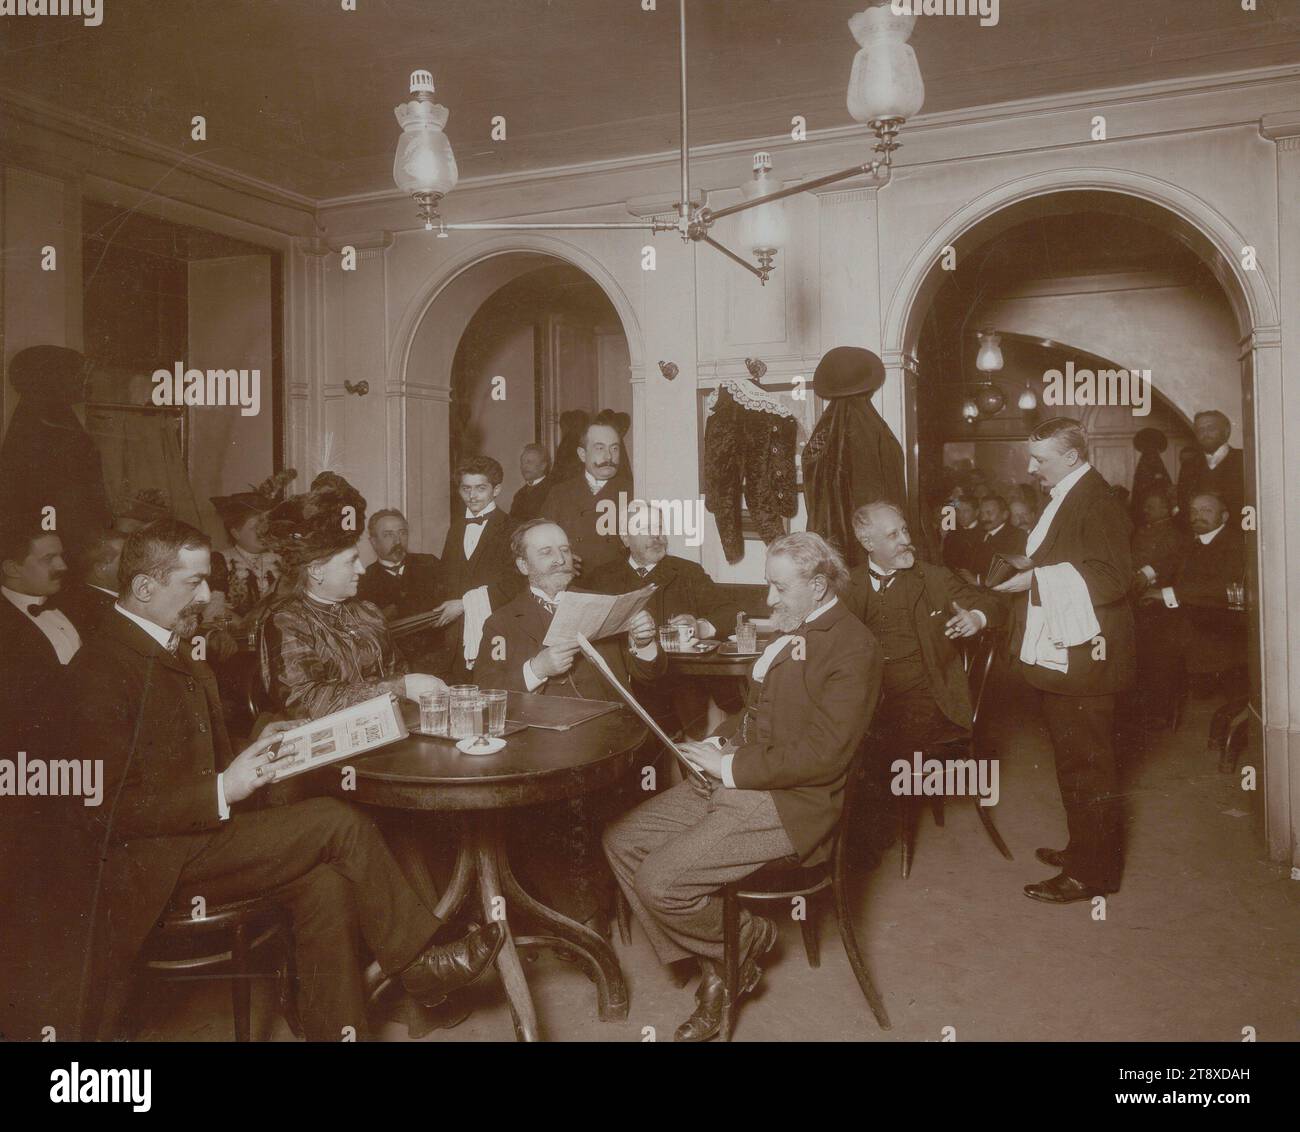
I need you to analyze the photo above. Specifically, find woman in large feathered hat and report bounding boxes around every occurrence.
[257,471,445,719]
[209,469,298,621]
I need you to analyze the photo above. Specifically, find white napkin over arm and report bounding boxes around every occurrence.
[1019,563,1101,673]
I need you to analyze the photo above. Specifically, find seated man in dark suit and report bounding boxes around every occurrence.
[52,528,124,639]
[969,494,1028,583]
[579,498,742,737]
[64,519,503,1042]
[604,532,881,1042]
[358,508,450,675]
[432,456,520,680]
[507,443,554,525]
[844,501,1003,846]
[475,518,664,926]
[541,420,628,577]
[1141,491,1247,766]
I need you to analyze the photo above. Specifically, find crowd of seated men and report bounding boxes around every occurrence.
[0,381,1250,1042]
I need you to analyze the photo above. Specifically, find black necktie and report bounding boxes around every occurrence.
[635,565,651,579]
[26,603,43,617]
[869,568,895,592]
[465,515,488,526]
[535,594,557,616]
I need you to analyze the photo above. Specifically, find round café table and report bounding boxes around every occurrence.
[349,702,645,1042]
[665,639,768,677]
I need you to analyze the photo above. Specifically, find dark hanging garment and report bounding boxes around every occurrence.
[0,347,111,556]
[703,382,798,565]
[803,393,907,567]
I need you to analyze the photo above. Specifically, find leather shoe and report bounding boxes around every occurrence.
[400,921,505,1007]
[673,917,778,1043]
[1023,871,1106,905]
[1035,847,1065,869]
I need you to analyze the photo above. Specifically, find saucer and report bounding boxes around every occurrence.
[455,736,506,755]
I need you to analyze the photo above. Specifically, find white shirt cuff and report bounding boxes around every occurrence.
[1161,586,1179,609]
[523,658,547,692]
[720,753,736,789]
[1140,565,1157,583]
[216,773,231,821]
[632,640,659,662]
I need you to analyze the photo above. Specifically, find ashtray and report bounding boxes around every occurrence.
[455,735,506,755]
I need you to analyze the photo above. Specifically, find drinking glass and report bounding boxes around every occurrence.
[419,690,449,736]
[482,690,508,737]
[735,621,759,654]
[658,626,680,653]
[1226,582,1245,610]
[449,686,484,739]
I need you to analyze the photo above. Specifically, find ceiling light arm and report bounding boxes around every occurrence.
[700,157,889,227]
[696,232,769,283]
[437,220,674,231]
[678,0,690,234]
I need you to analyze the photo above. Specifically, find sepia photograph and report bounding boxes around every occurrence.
[0,0,1296,1111]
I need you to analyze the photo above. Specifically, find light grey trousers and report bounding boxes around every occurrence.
[602,780,795,966]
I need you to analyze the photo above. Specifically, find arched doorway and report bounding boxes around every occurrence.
[884,175,1286,858]
[391,237,645,547]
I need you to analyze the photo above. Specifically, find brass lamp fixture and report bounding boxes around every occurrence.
[392,2,924,284]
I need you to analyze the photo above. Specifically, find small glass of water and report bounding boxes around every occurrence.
[735,620,759,654]
[481,689,508,737]
[418,690,449,736]
[449,685,484,739]
[658,625,680,653]
[1226,582,1246,610]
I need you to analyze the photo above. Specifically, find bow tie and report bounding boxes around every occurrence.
[465,515,489,526]
[868,567,897,592]
[26,603,44,617]
[383,563,404,575]
[634,565,652,579]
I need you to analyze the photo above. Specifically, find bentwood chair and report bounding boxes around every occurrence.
[717,750,891,1041]
[897,628,1013,878]
[135,894,302,1041]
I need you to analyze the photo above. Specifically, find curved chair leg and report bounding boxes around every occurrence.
[231,921,252,1042]
[720,886,740,1042]
[973,797,1014,860]
[798,909,821,969]
[900,797,918,879]
[277,925,304,1038]
[832,839,891,1031]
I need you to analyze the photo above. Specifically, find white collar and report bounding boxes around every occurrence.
[114,602,177,651]
[1207,443,1231,470]
[2,585,45,611]
[379,558,405,571]
[1049,461,1092,500]
[89,583,117,596]
[465,502,496,520]
[530,584,565,604]
[1197,523,1226,546]
[526,476,546,487]
[963,521,978,530]
[584,470,613,494]
[801,595,838,625]
[628,554,660,573]
[866,558,896,577]
[986,522,1006,538]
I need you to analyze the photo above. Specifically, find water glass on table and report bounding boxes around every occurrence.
[735,620,759,654]
[1226,582,1246,611]
[481,689,508,737]
[449,685,484,739]
[418,690,449,736]
[658,625,682,653]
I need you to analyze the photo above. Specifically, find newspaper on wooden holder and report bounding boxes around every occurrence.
[267,692,409,781]
[574,633,712,788]
[543,583,657,647]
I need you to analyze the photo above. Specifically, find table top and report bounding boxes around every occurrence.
[664,638,769,677]
[348,700,648,812]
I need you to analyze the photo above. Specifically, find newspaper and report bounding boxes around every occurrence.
[574,634,711,787]
[268,693,409,781]
[542,583,656,646]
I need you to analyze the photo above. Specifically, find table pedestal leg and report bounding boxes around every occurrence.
[499,873,630,1022]
[470,817,541,1042]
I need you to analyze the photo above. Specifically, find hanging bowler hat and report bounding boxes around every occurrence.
[812,346,886,399]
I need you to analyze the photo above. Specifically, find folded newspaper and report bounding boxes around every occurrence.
[542,583,656,647]
[268,693,409,781]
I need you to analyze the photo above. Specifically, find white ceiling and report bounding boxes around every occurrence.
[2,0,1298,201]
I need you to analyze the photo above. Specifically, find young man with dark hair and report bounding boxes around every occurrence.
[433,455,519,676]
[538,421,627,576]
[52,528,125,638]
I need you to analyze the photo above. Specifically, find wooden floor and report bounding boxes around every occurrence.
[135,669,1300,1043]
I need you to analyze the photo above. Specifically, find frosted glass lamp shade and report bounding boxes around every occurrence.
[738,152,789,254]
[847,6,925,124]
[975,331,1004,373]
[393,74,459,197]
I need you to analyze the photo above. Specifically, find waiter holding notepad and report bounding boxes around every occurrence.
[994,417,1135,905]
